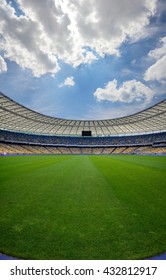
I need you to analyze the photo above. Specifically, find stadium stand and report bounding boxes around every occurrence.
[0,92,166,155]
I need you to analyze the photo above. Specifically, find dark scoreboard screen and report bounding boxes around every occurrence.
[82,131,92,137]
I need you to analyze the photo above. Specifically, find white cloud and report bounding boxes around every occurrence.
[82,51,98,64]
[59,76,75,87]
[0,55,7,73]
[93,79,154,104]
[0,0,157,77]
[144,36,166,82]
[0,0,60,77]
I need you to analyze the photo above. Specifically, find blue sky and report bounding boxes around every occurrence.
[0,0,166,120]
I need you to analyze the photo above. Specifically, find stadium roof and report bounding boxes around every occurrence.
[0,92,166,137]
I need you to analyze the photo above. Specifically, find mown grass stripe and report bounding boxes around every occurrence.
[0,155,165,259]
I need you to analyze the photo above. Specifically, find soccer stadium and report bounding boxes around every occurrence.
[0,91,166,260]
[1,92,166,155]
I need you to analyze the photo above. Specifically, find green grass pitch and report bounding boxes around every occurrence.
[0,154,166,260]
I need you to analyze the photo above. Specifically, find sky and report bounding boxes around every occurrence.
[0,0,166,120]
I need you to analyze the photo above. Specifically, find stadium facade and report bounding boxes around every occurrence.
[0,92,166,155]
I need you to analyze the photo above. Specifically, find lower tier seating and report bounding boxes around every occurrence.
[1,143,166,155]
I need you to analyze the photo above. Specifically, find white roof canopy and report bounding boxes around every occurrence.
[0,92,166,136]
